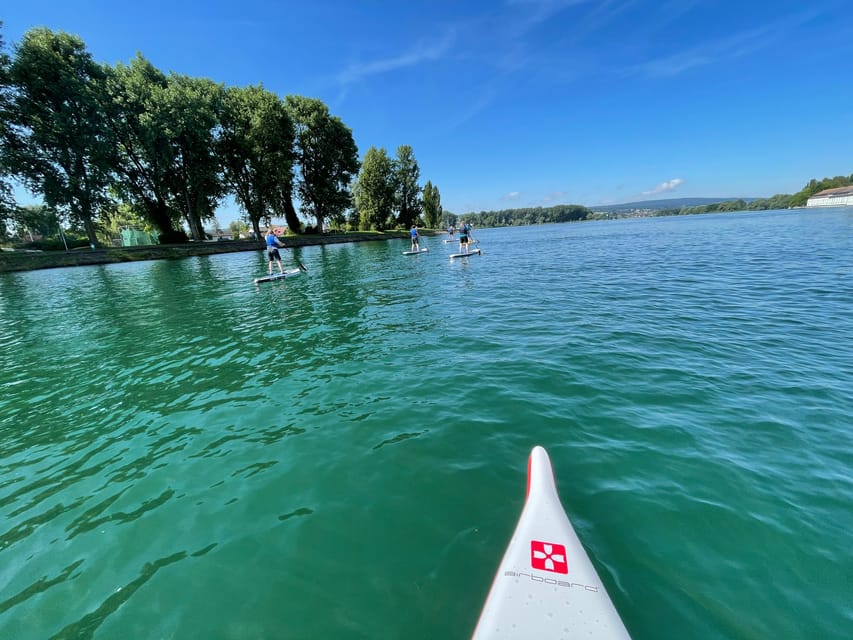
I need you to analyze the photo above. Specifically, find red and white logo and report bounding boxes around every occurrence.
[530,540,568,574]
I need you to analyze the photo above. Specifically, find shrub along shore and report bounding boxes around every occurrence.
[0,231,412,273]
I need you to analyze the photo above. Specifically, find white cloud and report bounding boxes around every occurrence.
[504,0,592,35]
[634,9,820,78]
[503,191,521,200]
[335,31,456,87]
[643,178,685,195]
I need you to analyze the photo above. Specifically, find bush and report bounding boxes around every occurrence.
[158,229,190,244]
[19,238,90,251]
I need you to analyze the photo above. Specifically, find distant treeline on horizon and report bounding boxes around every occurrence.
[444,173,853,228]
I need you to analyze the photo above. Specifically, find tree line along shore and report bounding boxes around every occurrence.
[0,25,445,251]
[0,230,421,274]
[2,26,849,259]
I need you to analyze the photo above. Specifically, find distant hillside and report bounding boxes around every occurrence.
[591,197,756,212]
[445,172,853,227]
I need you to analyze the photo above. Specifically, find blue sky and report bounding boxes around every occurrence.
[3,0,852,224]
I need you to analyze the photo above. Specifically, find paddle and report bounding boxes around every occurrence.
[298,261,308,272]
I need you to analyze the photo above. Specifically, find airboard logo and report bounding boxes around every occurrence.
[530,540,568,574]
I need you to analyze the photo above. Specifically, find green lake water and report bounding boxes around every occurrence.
[1,208,851,639]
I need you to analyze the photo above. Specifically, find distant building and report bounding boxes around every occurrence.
[806,186,853,207]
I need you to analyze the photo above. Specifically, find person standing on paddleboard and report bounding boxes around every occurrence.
[265,228,287,275]
[458,220,470,254]
[410,225,420,251]
[464,221,474,244]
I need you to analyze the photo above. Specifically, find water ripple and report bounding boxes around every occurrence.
[1,211,851,638]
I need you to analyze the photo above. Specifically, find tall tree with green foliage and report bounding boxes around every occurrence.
[354,146,395,230]
[163,74,225,241]
[421,180,442,229]
[393,145,421,228]
[0,180,14,240]
[103,54,187,243]
[14,204,60,238]
[1,28,115,247]
[0,194,14,241]
[218,85,297,238]
[99,201,153,239]
[286,96,359,232]
[0,23,16,237]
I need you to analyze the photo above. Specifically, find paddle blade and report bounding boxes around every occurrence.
[298,262,308,272]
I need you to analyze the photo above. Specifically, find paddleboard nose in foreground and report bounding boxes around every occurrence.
[472,446,632,639]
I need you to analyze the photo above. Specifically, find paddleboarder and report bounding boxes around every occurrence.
[458,220,470,254]
[410,225,421,252]
[464,221,474,244]
[265,228,287,275]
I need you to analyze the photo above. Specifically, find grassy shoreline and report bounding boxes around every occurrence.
[0,231,413,273]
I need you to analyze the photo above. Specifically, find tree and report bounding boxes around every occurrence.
[354,146,395,230]
[449,204,590,228]
[789,173,853,207]
[286,96,359,232]
[163,74,225,241]
[15,204,60,238]
[218,85,296,238]
[421,180,442,229]
[0,23,16,239]
[99,200,154,241]
[103,54,187,243]
[0,182,14,242]
[393,145,421,228]
[228,219,250,238]
[1,28,115,247]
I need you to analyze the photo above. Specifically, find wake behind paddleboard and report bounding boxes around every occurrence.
[403,248,429,255]
[472,446,631,639]
[253,268,302,284]
[450,248,482,259]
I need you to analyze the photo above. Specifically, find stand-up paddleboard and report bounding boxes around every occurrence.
[253,267,302,284]
[403,247,429,255]
[472,446,631,639]
[450,248,482,259]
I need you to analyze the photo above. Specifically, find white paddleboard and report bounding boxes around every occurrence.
[253,268,302,284]
[472,446,632,639]
[403,248,429,255]
[450,248,481,259]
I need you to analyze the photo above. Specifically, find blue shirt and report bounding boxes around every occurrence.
[265,233,278,248]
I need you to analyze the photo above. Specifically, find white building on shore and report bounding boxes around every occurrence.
[806,186,853,207]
